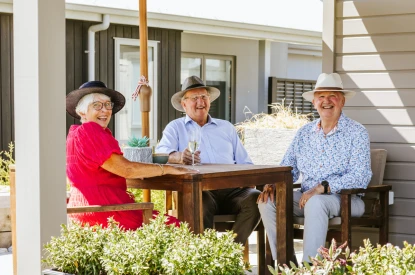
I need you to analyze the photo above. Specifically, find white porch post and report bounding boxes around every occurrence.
[258,40,271,113]
[13,0,66,273]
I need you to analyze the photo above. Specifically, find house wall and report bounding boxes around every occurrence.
[182,33,259,123]
[65,20,182,140]
[0,15,182,149]
[330,0,415,244]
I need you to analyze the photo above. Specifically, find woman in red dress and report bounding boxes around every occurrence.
[66,81,195,230]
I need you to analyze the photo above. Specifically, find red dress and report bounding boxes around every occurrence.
[66,121,179,229]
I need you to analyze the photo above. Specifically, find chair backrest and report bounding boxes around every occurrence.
[368,149,387,187]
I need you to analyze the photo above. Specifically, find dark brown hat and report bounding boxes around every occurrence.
[171,76,220,112]
[66,81,126,119]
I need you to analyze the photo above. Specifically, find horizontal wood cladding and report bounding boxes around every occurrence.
[390,216,415,235]
[384,163,415,181]
[390,233,415,246]
[337,0,415,18]
[366,125,415,143]
[384,180,415,199]
[390,198,415,216]
[337,14,415,36]
[340,72,415,89]
[0,13,14,152]
[347,90,415,107]
[65,20,182,138]
[336,53,415,72]
[343,107,415,125]
[371,143,415,162]
[336,34,415,54]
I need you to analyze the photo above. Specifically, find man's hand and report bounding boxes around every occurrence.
[181,148,201,165]
[167,149,201,165]
[257,184,276,204]
[299,184,324,209]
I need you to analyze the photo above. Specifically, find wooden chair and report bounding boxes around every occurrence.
[288,149,391,251]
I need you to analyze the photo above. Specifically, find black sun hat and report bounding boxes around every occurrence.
[66,81,126,119]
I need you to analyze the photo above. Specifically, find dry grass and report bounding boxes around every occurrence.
[235,102,313,138]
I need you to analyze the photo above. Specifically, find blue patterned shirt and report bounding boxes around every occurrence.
[156,115,252,164]
[281,112,372,193]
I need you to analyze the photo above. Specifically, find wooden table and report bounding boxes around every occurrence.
[127,163,294,265]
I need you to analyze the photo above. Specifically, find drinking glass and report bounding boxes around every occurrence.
[188,128,201,166]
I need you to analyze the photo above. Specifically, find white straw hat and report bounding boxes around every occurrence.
[302,73,355,102]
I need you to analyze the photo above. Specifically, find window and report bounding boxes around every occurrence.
[181,53,235,122]
[114,38,158,145]
[269,77,318,118]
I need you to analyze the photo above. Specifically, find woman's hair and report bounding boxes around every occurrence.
[75,93,111,122]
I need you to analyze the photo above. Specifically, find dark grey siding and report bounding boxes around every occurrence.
[0,15,183,152]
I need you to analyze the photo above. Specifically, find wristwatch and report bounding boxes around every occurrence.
[321,180,329,194]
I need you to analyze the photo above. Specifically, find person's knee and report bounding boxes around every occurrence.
[258,199,275,215]
[304,195,327,216]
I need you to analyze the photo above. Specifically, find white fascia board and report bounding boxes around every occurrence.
[288,44,322,56]
[0,1,322,46]
[65,3,322,46]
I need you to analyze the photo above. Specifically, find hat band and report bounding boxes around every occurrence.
[184,83,205,91]
[314,87,343,91]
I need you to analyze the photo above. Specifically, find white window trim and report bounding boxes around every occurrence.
[114,37,159,146]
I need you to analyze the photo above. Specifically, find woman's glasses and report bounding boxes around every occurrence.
[91,101,114,111]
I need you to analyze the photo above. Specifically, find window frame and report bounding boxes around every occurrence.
[181,52,236,123]
[114,37,159,145]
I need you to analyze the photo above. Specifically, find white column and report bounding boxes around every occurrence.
[270,42,288,79]
[258,40,271,113]
[13,0,66,273]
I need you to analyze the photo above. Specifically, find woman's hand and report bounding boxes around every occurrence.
[164,164,199,175]
[257,184,276,204]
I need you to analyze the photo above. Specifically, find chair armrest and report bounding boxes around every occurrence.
[339,185,392,195]
[67,202,154,214]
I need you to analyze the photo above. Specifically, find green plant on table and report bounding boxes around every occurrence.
[0,142,15,186]
[127,136,149,147]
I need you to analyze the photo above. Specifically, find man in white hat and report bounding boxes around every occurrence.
[156,75,261,245]
[257,73,372,263]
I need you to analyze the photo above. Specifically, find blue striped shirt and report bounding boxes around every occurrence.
[156,115,252,164]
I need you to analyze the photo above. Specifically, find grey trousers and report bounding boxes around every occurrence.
[258,190,365,262]
[203,187,261,244]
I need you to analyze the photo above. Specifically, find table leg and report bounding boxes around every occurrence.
[275,171,294,265]
[180,176,203,233]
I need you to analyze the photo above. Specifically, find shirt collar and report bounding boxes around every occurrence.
[314,112,346,135]
[184,114,218,126]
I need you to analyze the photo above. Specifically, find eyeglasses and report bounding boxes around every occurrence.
[183,94,210,102]
[91,101,114,111]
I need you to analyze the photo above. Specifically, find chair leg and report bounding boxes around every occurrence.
[257,225,266,275]
[379,191,389,244]
[340,194,352,247]
[243,240,249,262]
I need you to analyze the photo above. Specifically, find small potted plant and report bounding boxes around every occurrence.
[122,136,153,163]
